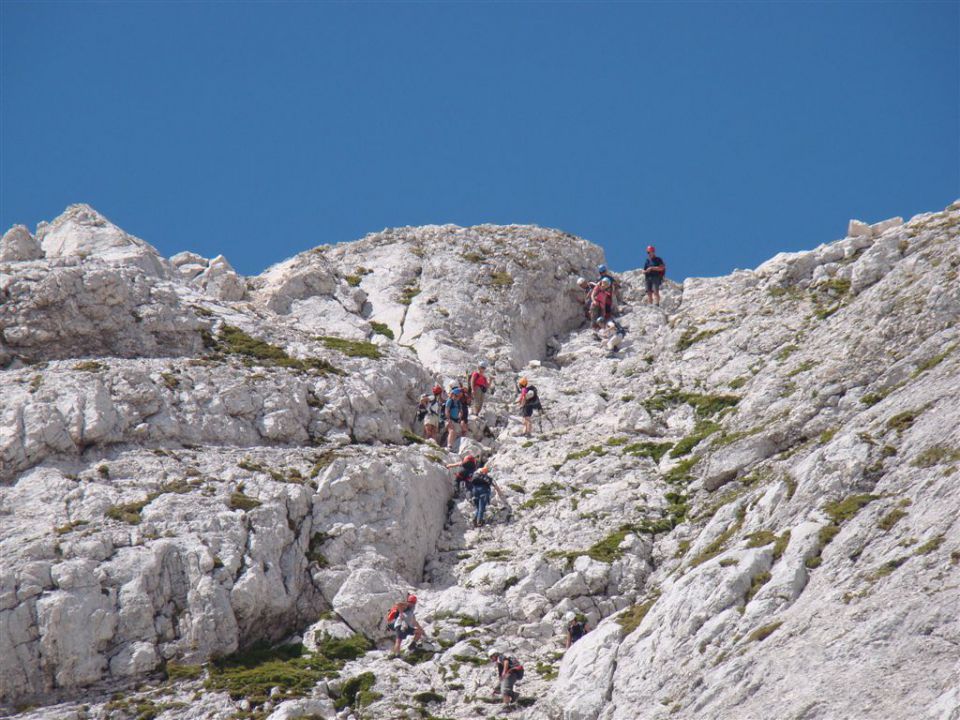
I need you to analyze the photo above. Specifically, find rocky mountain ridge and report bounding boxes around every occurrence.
[0,202,958,720]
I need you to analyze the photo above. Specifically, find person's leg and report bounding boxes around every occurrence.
[473,390,484,414]
[477,491,490,525]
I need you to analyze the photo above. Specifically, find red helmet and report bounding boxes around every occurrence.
[646,245,655,253]
[432,385,442,395]
[464,454,475,463]
[407,594,417,605]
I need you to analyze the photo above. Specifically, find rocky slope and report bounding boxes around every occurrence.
[0,202,957,720]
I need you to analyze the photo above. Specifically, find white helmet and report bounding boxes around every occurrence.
[576,276,587,285]
[564,611,576,622]
[479,360,488,368]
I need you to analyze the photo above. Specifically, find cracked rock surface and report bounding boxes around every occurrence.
[1,202,958,720]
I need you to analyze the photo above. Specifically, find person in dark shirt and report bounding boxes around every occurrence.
[643,245,666,306]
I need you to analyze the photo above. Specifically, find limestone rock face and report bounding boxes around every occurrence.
[1,203,958,720]
[0,225,43,262]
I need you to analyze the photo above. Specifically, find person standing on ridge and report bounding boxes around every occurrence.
[444,387,468,449]
[515,377,541,437]
[643,246,666,306]
[470,361,491,416]
[489,650,524,705]
[596,264,622,314]
[388,594,424,657]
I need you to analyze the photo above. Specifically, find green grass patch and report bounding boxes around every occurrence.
[624,441,674,462]
[451,653,487,666]
[398,284,421,305]
[670,421,721,457]
[229,491,262,512]
[689,508,746,567]
[870,557,909,580]
[335,672,378,711]
[606,436,629,447]
[912,344,955,376]
[663,455,700,484]
[818,427,838,444]
[413,690,446,704]
[106,493,158,525]
[787,360,817,377]
[645,390,739,419]
[747,621,782,643]
[318,336,382,359]
[617,595,659,634]
[877,508,907,531]
[216,325,345,375]
[369,322,394,339]
[775,344,799,361]
[565,445,606,461]
[74,360,106,372]
[676,326,723,351]
[745,571,771,603]
[915,535,944,555]
[912,445,960,468]
[728,377,748,390]
[535,661,558,680]
[506,482,525,494]
[887,409,922,433]
[206,642,339,707]
[165,662,204,682]
[489,270,513,287]
[823,494,879,525]
[519,482,563,510]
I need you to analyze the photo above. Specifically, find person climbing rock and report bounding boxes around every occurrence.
[643,245,666,306]
[419,390,443,442]
[565,611,589,649]
[596,264,622,314]
[589,278,614,327]
[576,277,597,322]
[446,454,478,497]
[470,466,504,527]
[598,320,626,356]
[515,377,541,437]
[470,361,491,415]
[444,387,468,449]
[489,650,524,705]
[388,594,423,657]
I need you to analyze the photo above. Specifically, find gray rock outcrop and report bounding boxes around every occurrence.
[1,201,957,720]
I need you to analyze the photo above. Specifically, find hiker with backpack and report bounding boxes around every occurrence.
[576,277,597,322]
[470,466,505,527]
[597,319,626,356]
[515,377,541,437]
[446,454,479,497]
[589,278,614,327]
[387,594,423,657]
[596,264,622,314]
[470,361,492,415]
[417,390,443,442]
[565,612,589,649]
[642,246,666,306]
[444,387,469,449]
[489,650,524,705]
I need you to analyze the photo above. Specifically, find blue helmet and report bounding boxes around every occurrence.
[597,264,607,274]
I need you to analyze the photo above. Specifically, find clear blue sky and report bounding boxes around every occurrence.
[1,2,957,279]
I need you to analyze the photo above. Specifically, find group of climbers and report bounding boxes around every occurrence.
[384,593,589,706]
[415,361,494,450]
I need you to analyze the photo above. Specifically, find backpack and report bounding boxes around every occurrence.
[471,472,492,490]
[507,656,524,679]
[446,397,464,421]
[385,604,401,630]
[524,385,542,411]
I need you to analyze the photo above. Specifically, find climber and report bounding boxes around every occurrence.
[489,650,524,705]
[470,360,491,415]
[642,246,666,306]
[444,387,469,449]
[596,264,622,314]
[589,279,613,327]
[575,277,596,322]
[470,466,505,527]
[597,320,626,356]
[446,454,479,497]
[418,390,442,442]
[515,377,542,437]
[565,612,589,649]
[388,594,424,657]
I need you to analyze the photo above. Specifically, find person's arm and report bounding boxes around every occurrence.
[657,259,666,275]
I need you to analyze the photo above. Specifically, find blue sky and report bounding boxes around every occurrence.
[1,2,957,279]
